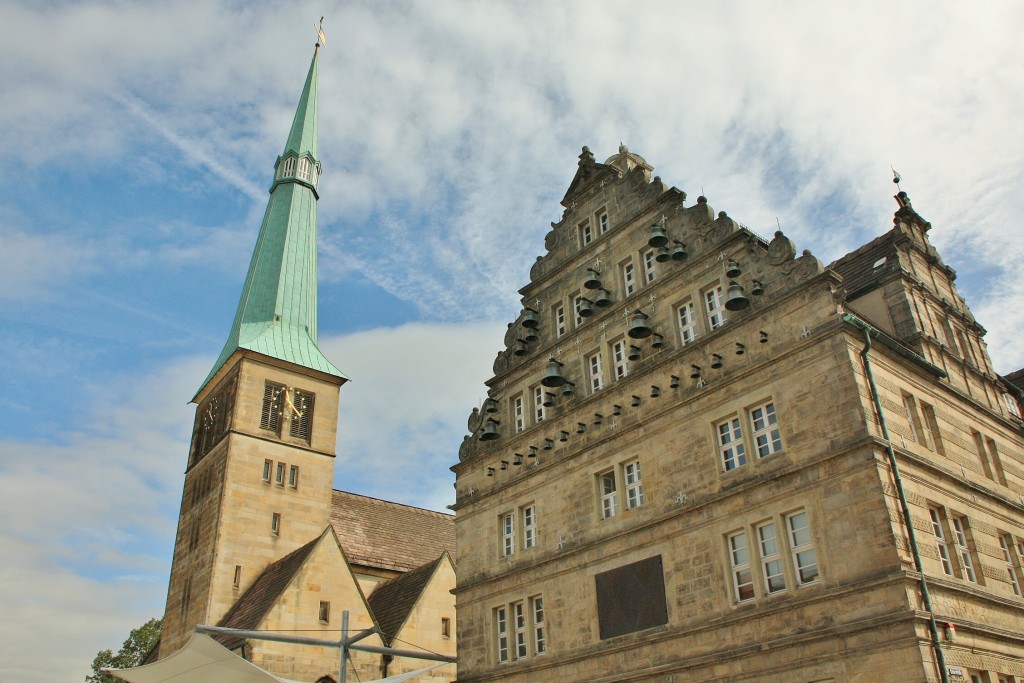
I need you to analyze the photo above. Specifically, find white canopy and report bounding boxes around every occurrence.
[105,633,445,683]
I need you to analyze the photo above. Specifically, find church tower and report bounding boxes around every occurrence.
[159,44,348,657]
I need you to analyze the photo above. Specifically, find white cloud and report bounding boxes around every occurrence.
[0,224,96,302]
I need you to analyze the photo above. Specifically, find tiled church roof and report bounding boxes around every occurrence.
[331,490,455,573]
[367,555,445,643]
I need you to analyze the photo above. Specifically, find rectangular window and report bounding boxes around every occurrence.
[595,556,668,639]
[622,260,636,296]
[275,462,285,486]
[597,211,609,234]
[929,508,954,575]
[288,389,314,441]
[318,601,330,624]
[599,470,618,519]
[588,351,605,392]
[513,395,525,433]
[985,436,1007,485]
[513,601,527,659]
[921,402,943,453]
[643,250,657,284]
[612,340,629,380]
[718,417,747,471]
[531,596,546,654]
[624,460,644,510]
[554,305,566,337]
[260,382,284,433]
[579,221,593,246]
[501,512,515,557]
[533,386,545,424]
[573,294,585,327]
[288,465,299,488]
[901,394,920,443]
[233,565,241,589]
[750,402,783,458]
[442,616,451,638]
[522,505,537,550]
[271,512,281,535]
[728,531,755,602]
[495,606,509,663]
[952,516,977,582]
[787,511,819,585]
[262,459,272,482]
[677,301,698,345]
[704,286,727,330]
[1000,534,1022,596]
[757,521,787,593]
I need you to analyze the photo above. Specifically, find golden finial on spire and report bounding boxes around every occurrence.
[316,17,326,48]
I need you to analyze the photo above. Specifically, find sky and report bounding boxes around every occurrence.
[1,1,1022,681]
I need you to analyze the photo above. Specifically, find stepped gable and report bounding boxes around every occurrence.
[330,490,455,572]
[214,535,321,650]
[367,555,445,644]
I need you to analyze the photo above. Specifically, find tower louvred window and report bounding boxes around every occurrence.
[297,158,311,181]
[281,156,296,178]
[261,382,284,433]
[289,389,314,440]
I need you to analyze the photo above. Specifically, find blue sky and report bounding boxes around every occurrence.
[2,2,1023,681]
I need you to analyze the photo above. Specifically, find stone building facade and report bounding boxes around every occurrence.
[156,45,456,683]
[452,145,1024,682]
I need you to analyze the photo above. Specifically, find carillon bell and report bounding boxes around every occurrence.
[726,259,742,278]
[627,310,653,339]
[521,308,540,329]
[483,398,499,414]
[578,298,594,318]
[542,392,556,407]
[670,375,681,389]
[513,339,528,356]
[541,358,567,387]
[711,353,723,369]
[724,281,750,311]
[656,246,671,262]
[631,395,642,407]
[479,419,500,441]
[523,328,539,343]
[562,381,575,397]
[671,241,688,261]
[593,288,613,308]
[584,268,603,290]
[648,222,668,247]
[751,279,764,296]
[651,333,665,349]
[690,364,702,379]
[628,345,642,361]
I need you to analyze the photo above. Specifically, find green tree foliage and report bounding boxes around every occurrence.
[87,618,162,683]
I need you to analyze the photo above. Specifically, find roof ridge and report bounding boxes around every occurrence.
[331,489,454,518]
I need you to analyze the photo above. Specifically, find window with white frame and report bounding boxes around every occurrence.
[951,516,977,582]
[677,301,698,345]
[787,511,819,585]
[495,606,509,663]
[588,351,605,392]
[531,596,546,654]
[611,340,629,380]
[750,402,783,458]
[574,294,585,327]
[901,393,920,443]
[554,304,567,337]
[579,221,593,247]
[533,386,545,424]
[495,596,546,662]
[1000,534,1022,597]
[522,505,537,549]
[513,395,525,433]
[757,521,786,593]
[929,507,954,575]
[513,602,527,659]
[275,461,286,486]
[262,459,272,482]
[297,158,312,182]
[621,260,636,297]
[920,401,941,452]
[597,210,609,234]
[728,531,755,602]
[288,465,299,488]
[643,250,657,284]
[501,512,515,557]
[599,470,618,519]
[1005,392,1023,420]
[704,285,727,330]
[717,417,747,471]
[271,512,281,535]
[624,460,644,510]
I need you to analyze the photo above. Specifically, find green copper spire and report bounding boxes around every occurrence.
[200,46,346,392]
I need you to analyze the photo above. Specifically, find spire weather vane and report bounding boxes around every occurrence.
[315,17,326,47]
[891,166,902,191]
